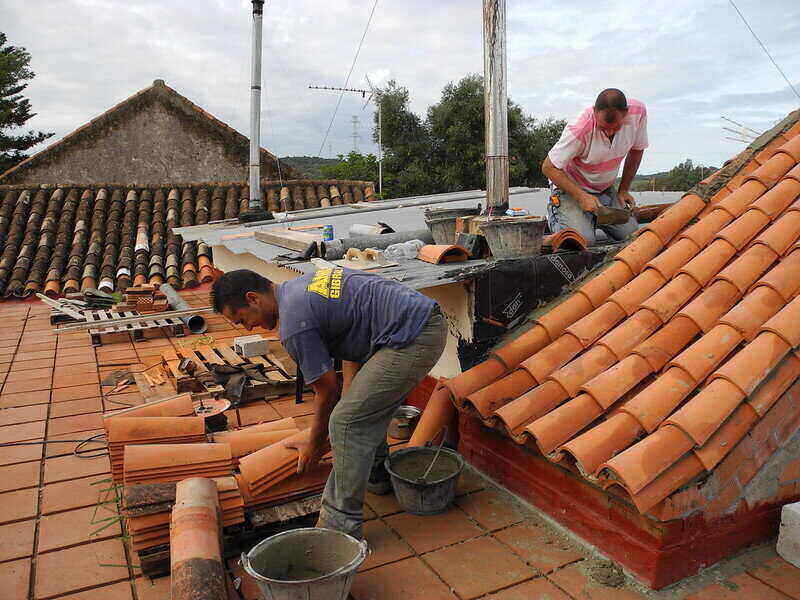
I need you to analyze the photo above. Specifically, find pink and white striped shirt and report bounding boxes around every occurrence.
[548,99,648,193]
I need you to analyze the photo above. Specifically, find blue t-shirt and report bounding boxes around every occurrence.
[276,267,436,383]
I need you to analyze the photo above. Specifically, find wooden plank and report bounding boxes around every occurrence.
[133,372,177,401]
[184,350,209,373]
[215,345,245,366]
[196,346,225,366]
[253,229,320,252]
[247,356,287,382]
[266,341,297,377]
[36,294,87,321]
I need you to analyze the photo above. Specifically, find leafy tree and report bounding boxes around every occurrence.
[0,33,52,174]
[280,156,339,178]
[631,159,717,191]
[373,75,565,198]
[321,151,379,183]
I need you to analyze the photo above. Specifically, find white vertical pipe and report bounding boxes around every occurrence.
[483,0,509,210]
[378,104,383,196]
[249,0,264,211]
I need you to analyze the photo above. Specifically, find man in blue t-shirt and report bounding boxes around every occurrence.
[212,268,447,538]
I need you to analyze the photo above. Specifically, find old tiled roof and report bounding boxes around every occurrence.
[0,79,296,183]
[0,179,376,298]
[451,108,800,519]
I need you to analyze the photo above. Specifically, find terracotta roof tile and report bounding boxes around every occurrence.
[519,333,583,383]
[622,366,696,432]
[712,243,779,295]
[664,379,746,446]
[645,238,700,280]
[536,294,594,339]
[557,412,643,476]
[580,354,653,409]
[606,268,666,315]
[494,380,568,437]
[743,152,796,188]
[525,392,603,454]
[638,273,701,323]
[463,369,535,418]
[564,303,626,347]
[718,286,785,340]
[693,402,758,470]
[575,261,634,308]
[716,180,767,218]
[677,208,733,249]
[594,308,662,361]
[614,230,663,274]
[713,331,791,396]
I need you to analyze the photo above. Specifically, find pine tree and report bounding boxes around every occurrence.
[0,32,53,174]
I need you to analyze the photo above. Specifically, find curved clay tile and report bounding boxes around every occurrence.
[317,184,330,207]
[116,189,139,290]
[631,315,700,373]
[209,186,225,221]
[614,231,663,275]
[305,185,319,209]
[7,189,46,296]
[63,189,94,293]
[543,228,588,253]
[548,345,617,398]
[714,209,770,250]
[638,273,701,323]
[491,324,551,371]
[99,188,124,292]
[664,379,745,447]
[278,186,290,211]
[594,309,661,361]
[462,369,536,418]
[556,412,644,477]
[750,179,800,217]
[239,186,250,214]
[536,294,593,341]
[638,193,705,245]
[291,185,305,210]
[742,152,795,188]
[773,133,800,162]
[752,248,800,302]
[492,380,569,439]
[343,187,354,205]
[753,211,800,257]
[668,323,743,384]
[223,186,239,220]
[564,303,626,347]
[606,268,666,316]
[525,393,604,455]
[718,286,784,340]
[364,185,376,202]
[443,355,508,402]
[579,354,653,411]
[747,354,800,417]
[693,403,757,472]
[265,186,279,213]
[329,185,342,206]
[520,333,583,384]
[715,180,766,218]
[712,244,778,296]
[622,366,702,434]
[759,294,800,347]
[629,454,704,514]
[353,185,364,203]
[676,280,741,333]
[417,245,469,265]
[678,239,737,287]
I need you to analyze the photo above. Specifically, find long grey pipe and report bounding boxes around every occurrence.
[321,229,434,260]
[159,283,208,334]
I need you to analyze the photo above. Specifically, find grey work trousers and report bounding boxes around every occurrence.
[317,309,447,538]
[546,187,638,245]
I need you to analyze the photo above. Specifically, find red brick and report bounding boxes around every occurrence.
[686,572,789,599]
[0,518,35,561]
[38,504,122,552]
[360,519,414,572]
[34,538,129,598]
[493,522,584,573]
[0,488,38,524]
[713,437,753,488]
[424,536,534,599]
[350,557,457,600]
[384,507,482,554]
[0,558,31,600]
[0,460,40,492]
[455,489,524,531]
[487,578,571,600]
[705,478,743,518]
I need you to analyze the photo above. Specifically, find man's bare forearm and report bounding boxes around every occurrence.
[619,149,644,191]
[309,370,340,442]
[543,158,587,199]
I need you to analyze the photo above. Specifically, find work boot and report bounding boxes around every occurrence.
[366,462,392,495]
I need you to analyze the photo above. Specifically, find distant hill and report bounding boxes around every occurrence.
[280,156,339,179]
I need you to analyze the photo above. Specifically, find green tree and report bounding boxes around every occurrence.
[0,33,53,174]
[631,159,716,191]
[373,75,565,198]
[321,151,379,183]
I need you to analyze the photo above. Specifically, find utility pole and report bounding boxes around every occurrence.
[351,116,360,153]
[240,0,271,222]
[483,0,509,213]
[310,84,384,196]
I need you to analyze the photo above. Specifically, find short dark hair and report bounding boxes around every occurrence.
[211,269,273,313]
[595,88,628,113]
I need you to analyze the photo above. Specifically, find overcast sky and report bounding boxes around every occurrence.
[4,0,800,174]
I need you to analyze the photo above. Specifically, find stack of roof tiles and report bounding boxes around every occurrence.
[0,179,375,298]
[440,114,800,518]
[122,443,233,486]
[105,416,207,483]
[212,417,299,466]
[123,476,243,553]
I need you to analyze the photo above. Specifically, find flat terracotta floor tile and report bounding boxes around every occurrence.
[350,557,457,600]
[56,337,94,350]
[237,402,282,426]
[0,390,50,408]
[269,398,315,418]
[5,368,53,384]
[59,580,134,599]
[0,437,43,466]
[424,536,534,599]
[133,575,171,600]
[456,467,487,496]
[0,519,35,561]
[0,558,31,600]
[365,492,403,517]
[34,538,129,599]
[41,475,115,515]
[384,507,482,554]
[360,519,414,572]
[49,397,103,418]
[19,341,56,353]
[0,420,46,444]
[226,558,263,600]
[493,522,584,573]
[0,460,40,492]
[53,352,96,367]
[0,487,38,524]
[686,572,790,599]
[47,413,103,436]
[10,358,54,372]
[487,577,571,599]
[455,489,525,531]
[747,557,800,598]
[548,562,648,600]
[38,504,122,552]
[53,363,97,379]
[15,349,55,362]
[95,348,138,362]
[0,404,48,427]
[1,376,52,394]
[45,429,105,459]
[53,372,100,389]
[51,384,101,403]
[44,454,110,484]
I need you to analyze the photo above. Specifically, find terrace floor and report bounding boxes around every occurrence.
[0,287,798,599]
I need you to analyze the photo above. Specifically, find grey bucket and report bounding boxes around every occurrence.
[241,527,368,600]
[481,216,547,259]
[385,447,464,516]
[423,206,481,220]
[424,206,481,245]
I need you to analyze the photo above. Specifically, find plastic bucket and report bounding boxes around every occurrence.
[481,216,547,259]
[385,447,464,516]
[241,527,368,600]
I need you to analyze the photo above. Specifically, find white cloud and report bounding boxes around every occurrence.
[3,0,799,174]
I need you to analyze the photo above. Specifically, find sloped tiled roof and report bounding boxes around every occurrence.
[449,108,800,518]
[0,79,296,183]
[0,179,375,298]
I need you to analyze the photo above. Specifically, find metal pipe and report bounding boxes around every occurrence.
[249,0,265,211]
[160,283,208,334]
[483,0,509,211]
[320,229,434,260]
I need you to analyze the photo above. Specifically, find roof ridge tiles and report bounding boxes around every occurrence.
[742,152,797,188]
[637,193,706,244]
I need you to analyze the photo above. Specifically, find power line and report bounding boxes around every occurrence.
[728,0,800,101]
[317,0,379,156]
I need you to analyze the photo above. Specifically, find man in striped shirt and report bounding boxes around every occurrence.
[542,89,646,245]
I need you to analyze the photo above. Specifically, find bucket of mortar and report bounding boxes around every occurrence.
[385,446,464,515]
[241,527,368,600]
